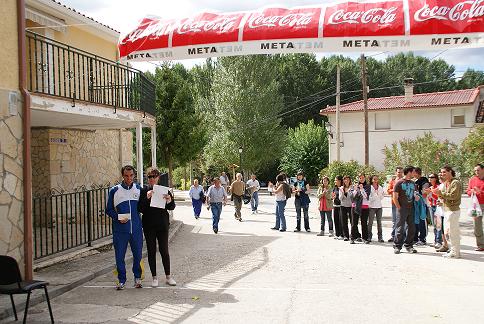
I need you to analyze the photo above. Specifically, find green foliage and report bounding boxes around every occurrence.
[280,120,328,184]
[383,132,462,176]
[319,160,385,185]
[457,69,484,89]
[460,125,484,176]
[203,55,286,175]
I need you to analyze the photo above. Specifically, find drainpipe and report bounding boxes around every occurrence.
[17,0,33,280]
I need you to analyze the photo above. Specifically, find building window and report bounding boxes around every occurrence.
[451,109,465,127]
[375,112,391,130]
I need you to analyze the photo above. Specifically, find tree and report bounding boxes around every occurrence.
[382,132,461,176]
[460,125,484,177]
[319,160,385,185]
[203,55,286,176]
[457,69,484,89]
[279,120,328,184]
[146,63,206,186]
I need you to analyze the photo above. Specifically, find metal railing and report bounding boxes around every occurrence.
[26,31,155,116]
[32,186,113,260]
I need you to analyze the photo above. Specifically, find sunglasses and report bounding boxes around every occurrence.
[147,175,158,179]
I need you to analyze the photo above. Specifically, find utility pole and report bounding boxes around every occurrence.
[360,54,369,166]
[336,65,341,161]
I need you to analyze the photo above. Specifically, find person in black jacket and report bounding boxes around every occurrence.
[138,168,176,287]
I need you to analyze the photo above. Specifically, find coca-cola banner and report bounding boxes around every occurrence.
[118,0,484,62]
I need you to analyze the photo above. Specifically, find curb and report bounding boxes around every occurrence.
[0,220,184,321]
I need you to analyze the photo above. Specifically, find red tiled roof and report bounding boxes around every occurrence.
[320,87,481,114]
[51,0,120,34]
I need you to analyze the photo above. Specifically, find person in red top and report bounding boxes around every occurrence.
[387,167,403,242]
[467,163,484,252]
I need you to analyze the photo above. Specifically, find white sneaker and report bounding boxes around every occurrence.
[134,278,142,288]
[166,276,177,286]
[443,252,461,259]
[151,277,159,287]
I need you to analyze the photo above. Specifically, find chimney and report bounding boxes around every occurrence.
[404,78,414,103]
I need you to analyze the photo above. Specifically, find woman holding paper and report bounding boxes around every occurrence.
[138,168,177,287]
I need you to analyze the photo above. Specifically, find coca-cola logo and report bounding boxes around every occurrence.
[121,20,172,44]
[328,7,398,24]
[177,17,238,34]
[247,13,313,29]
[414,0,484,22]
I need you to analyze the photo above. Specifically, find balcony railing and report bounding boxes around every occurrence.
[26,31,155,116]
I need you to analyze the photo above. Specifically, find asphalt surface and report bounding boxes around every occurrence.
[2,192,483,324]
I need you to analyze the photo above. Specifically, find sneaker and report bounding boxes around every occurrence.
[213,228,218,234]
[388,238,394,243]
[317,231,324,236]
[394,248,401,254]
[116,282,126,290]
[294,228,301,232]
[166,276,177,286]
[475,247,484,252]
[436,245,449,252]
[406,247,417,254]
[306,229,311,233]
[270,227,279,230]
[343,238,349,241]
[443,252,460,259]
[356,238,363,243]
[415,241,426,246]
[365,240,371,244]
[151,277,158,287]
[195,216,199,219]
[378,239,385,243]
[338,236,344,240]
[328,232,334,238]
[434,243,442,250]
[350,240,355,244]
[134,278,142,288]
[279,229,286,232]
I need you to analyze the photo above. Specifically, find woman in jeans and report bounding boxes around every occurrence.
[272,173,288,232]
[350,174,370,244]
[426,174,443,249]
[317,176,334,236]
[333,176,343,239]
[339,176,352,241]
[367,175,385,243]
[138,168,177,287]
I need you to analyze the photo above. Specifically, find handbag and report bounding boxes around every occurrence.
[467,193,483,217]
[242,188,251,204]
[199,190,206,204]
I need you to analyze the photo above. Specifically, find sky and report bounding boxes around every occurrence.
[59,0,484,74]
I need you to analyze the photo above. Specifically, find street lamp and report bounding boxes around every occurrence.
[238,146,243,180]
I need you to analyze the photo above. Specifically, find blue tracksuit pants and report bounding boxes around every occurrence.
[113,230,143,284]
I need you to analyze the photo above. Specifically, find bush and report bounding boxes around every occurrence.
[460,125,484,177]
[319,160,385,185]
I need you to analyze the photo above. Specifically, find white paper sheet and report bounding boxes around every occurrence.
[150,185,170,209]
[118,213,131,221]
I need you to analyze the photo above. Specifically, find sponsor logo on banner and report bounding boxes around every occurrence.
[243,8,320,40]
[172,13,244,46]
[119,18,174,57]
[323,1,404,37]
[410,0,484,34]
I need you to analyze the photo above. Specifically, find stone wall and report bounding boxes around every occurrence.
[31,128,133,195]
[0,89,24,268]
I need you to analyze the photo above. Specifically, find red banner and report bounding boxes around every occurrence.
[409,0,484,34]
[323,1,404,37]
[243,8,321,41]
[118,0,484,62]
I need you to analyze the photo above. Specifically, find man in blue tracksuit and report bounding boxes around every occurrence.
[106,165,143,290]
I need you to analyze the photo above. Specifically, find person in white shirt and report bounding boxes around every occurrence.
[220,172,228,193]
[188,179,204,219]
[247,174,261,214]
[367,175,385,243]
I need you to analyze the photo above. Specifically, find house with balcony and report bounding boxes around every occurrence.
[320,80,484,170]
[0,0,158,278]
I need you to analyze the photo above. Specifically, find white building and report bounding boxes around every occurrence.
[320,82,484,170]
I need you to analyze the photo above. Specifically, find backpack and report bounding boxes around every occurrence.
[283,183,292,199]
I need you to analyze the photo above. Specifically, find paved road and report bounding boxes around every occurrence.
[5,193,483,324]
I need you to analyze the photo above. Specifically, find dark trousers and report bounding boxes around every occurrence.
[351,208,369,240]
[295,198,310,230]
[340,206,351,239]
[144,228,170,277]
[394,207,416,249]
[414,218,428,243]
[333,206,342,237]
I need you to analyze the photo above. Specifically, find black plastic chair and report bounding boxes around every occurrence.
[0,255,54,323]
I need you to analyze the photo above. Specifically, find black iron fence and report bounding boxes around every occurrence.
[26,31,155,116]
[32,186,113,260]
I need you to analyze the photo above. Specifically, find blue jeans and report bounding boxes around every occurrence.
[251,191,259,211]
[320,210,333,232]
[430,206,443,244]
[295,198,310,230]
[391,204,397,238]
[275,200,287,230]
[210,202,222,230]
[192,198,202,217]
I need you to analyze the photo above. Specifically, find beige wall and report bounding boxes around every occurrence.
[0,1,25,271]
[31,128,133,195]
